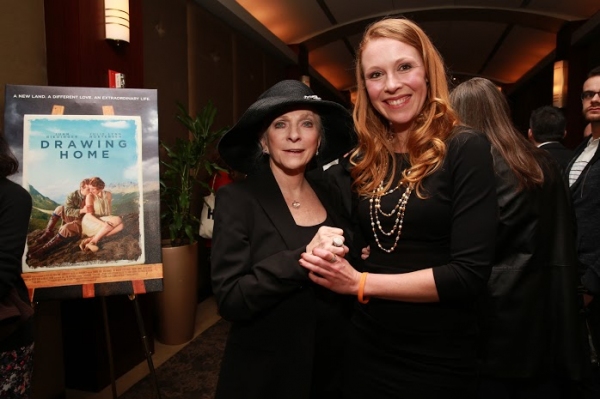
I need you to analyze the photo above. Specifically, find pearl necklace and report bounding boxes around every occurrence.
[369,180,413,253]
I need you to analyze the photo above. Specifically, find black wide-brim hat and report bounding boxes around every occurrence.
[218,79,357,174]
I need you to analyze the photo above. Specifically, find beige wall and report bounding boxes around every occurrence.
[0,0,47,135]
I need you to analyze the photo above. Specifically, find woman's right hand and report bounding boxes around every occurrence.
[299,247,361,295]
[306,226,348,259]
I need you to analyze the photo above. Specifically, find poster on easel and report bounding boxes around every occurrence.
[3,84,162,301]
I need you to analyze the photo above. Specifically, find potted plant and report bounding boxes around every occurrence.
[156,101,226,345]
[160,101,226,247]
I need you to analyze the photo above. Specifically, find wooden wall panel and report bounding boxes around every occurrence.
[506,64,554,136]
[142,0,188,149]
[264,53,287,92]
[188,4,234,131]
[234,33,266,121]
[45,0,143,88]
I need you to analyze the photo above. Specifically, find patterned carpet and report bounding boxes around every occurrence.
[119,319,230,399]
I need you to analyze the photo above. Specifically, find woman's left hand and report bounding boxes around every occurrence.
[299,247,361,295]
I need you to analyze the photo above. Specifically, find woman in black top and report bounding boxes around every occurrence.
[0,134,34,397]
[450,77,585,399]
[299,18,497,399]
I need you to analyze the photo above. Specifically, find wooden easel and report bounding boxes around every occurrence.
[50,104,162,399]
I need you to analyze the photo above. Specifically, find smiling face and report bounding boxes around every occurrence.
[361,37,428,136]
[260,109,321,176]
[582,75,600,124]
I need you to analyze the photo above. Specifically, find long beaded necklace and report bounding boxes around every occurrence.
[369,180,413,253]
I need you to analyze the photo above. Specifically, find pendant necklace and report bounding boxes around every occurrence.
[369,180,413,253]
[292,200,301,209]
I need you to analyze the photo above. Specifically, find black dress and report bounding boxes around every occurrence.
[343,130,498,399]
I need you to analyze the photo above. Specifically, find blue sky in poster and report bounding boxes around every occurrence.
[24,115,142,204]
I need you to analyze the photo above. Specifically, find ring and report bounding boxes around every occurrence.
[329,254,337,263]
[332,237,343,247]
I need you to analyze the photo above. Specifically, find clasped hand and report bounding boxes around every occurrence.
[301,226,361,295]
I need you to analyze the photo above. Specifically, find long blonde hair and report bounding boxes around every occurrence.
[350,18,459,197]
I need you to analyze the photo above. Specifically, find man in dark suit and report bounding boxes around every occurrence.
[566,66,600,399]
[528,105,573,171]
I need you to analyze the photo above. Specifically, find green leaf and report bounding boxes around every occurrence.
[160,101,228,247]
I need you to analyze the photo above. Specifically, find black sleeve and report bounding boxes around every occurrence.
[433,132,498,301]
[322,160,367,271]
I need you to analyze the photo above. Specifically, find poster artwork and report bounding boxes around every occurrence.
[23,115,145,270]
[3,84,162,300]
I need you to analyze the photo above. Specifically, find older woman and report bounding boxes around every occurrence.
[299,18,498,398]
[211,79,357,399]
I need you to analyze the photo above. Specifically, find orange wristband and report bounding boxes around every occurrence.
[357,272,369,304]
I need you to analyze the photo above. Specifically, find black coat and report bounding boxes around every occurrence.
[211,162,353,399]
[478,149,586,379]
[566,136,600,358]
[539,141,574,172]
[566,137,600,295]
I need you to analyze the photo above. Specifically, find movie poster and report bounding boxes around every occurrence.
[3,85,162,300]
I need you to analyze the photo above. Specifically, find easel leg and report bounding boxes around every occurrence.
[129,294,162,399]
[101,297,118,399]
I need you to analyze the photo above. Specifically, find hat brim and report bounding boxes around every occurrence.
[219,96,356,174]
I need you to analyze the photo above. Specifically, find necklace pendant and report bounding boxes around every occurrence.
[292,200,301,209]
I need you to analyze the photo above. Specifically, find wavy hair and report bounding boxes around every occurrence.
[350,18,459,197]
[450,77,544,190]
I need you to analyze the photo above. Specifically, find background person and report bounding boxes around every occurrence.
[0,135,34,397]
[299,18,498,399]
[566,66,600,399]
[211,79,357,399]
[528,105,573,171]
[451,77,585,399]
